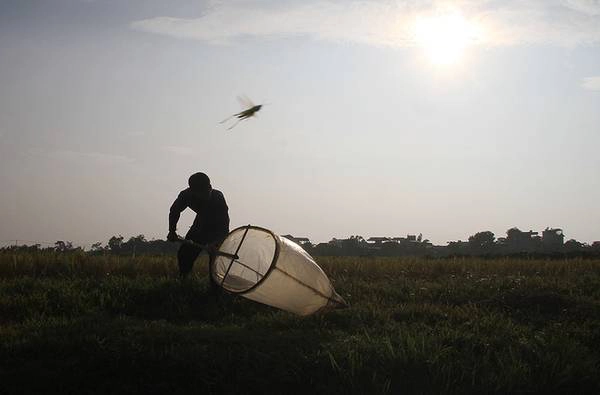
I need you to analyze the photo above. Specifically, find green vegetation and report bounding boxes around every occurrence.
[1,252,599,394]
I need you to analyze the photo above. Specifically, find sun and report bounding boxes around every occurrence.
[414,13,478,66]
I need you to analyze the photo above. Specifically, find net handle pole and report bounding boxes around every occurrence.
[220,225,250,287]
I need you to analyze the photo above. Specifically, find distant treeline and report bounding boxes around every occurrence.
[2,227,599,258]
[300,229,600,258]
[1,235,178,257]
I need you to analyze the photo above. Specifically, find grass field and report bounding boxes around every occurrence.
[1,252,599,394]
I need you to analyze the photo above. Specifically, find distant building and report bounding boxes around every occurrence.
[367,237,391,244]
[447,240,469,246]
[542,228,564,251]
[505,228,540,251]
[390,235,422,246]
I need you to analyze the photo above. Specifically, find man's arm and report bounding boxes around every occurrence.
[168,191,188,235]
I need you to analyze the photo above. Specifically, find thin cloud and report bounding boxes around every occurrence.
[562,0,600,16]
[49,150,135,165]
[581,76,600,90]
[130,0,600,47]
[124,131,146,137]
[163,146,194,156]
[131,2,414,47]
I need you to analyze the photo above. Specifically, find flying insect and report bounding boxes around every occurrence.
[220,95,265,130]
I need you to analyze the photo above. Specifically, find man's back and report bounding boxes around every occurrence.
[169,188,230,244]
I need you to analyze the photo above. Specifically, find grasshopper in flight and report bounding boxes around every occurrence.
[220,95,266,131]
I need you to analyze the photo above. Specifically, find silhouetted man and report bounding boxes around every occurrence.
[167,172,230,279]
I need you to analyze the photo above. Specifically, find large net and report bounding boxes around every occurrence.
[212,225,347,316]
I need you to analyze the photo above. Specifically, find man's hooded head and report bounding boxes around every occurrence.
[188,172,212,200]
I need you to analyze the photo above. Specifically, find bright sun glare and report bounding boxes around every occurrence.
[414,13,478,66]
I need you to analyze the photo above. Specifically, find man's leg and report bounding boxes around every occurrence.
[177,242,202,279]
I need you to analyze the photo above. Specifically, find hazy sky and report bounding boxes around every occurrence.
[1,0,599,247]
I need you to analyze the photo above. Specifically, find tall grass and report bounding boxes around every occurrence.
[1,252,599,394]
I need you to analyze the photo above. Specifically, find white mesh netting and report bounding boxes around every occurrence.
[212,226,347,316]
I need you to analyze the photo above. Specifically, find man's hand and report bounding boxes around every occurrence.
[167,231,179,242]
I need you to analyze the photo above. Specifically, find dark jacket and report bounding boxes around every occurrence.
[169,188,230,244]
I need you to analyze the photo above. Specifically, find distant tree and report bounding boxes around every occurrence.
[108,235,124,253]
[123,235,148,257]
[89,242,107,255]
[100,234,179,256]
[564,239,584,251]
[90,242,104,251]
[468,231,495,251]
[447,241,469,255]
[2,244,41,253]
[54,240,74,252]
[128,234,147,243]
[506,227,521,241]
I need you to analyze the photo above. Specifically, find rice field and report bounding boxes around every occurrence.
[1,251,599,394]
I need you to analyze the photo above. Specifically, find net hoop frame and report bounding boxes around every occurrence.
[217,224,281,295]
